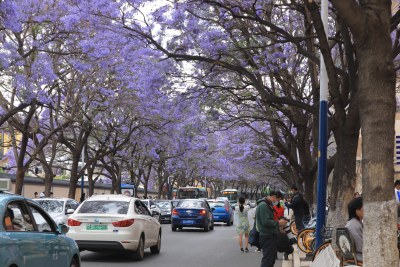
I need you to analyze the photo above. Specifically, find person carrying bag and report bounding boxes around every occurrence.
[249,219,261,250]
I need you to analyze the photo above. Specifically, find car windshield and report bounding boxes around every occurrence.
[156,202,171,209]
[34,200,64,213]
[177,201,204,208]
[78,201,129,214]
[208,202,225,208]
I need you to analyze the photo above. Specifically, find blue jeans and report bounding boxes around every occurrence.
[260,234,277,267]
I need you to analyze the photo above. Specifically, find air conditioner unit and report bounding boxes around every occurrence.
[0,178,11,191]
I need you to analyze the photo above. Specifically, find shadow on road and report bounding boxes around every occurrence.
[81,251,154,263]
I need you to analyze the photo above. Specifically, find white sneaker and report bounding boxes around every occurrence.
[255,248,261,252]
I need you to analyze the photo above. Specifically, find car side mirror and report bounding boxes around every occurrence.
[58,224,69,234]
[65,209,75,215]
[150,205,156,209]
[152,210,159,217]
[211,207,215,211]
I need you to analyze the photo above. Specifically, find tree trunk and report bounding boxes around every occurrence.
[328,2,398,265]
[303,175,314,204]
[68,155,80,199]
[115,171,121,194]
[359,33,398,267]
[14,134,29,195]
[328,118,359,228]
[111,173,117,194]
[43,171,54,197]
[87,166,95,197]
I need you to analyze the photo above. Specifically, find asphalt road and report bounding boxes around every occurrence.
[80,210,285,267]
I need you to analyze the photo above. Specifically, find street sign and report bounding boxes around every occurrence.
[0,178,11,191]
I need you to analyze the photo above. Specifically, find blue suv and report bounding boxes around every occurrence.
[0,192,81,267]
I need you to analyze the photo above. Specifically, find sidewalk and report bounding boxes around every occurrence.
[292,244,312,267]
[282,253,294,267]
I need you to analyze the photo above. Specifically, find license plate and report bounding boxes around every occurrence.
[214,216,219,219]
[182,220,194,224]
[86,224,108,230]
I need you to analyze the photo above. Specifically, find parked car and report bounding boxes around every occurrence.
[141,199,161,222]
[170,199,181,209]
[67,194,161,261]
[216,197,229,202]
[208,199,234,226]
[155,200,172,223]
[0,191,81,267]
[33,198,80,225]
[171,199,214,232]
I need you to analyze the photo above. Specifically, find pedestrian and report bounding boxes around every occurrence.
[236,195,250,253]
[80,193,86,203]
[39,192,45,198]
[274,191,293,260]
[285,185,305,231]
[256,191,287,267]
[345,197,363,263]
[394,180,400,217]
[34,192,38,198]
[273,192,285,221]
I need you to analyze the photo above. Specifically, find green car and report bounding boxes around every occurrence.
[0,192,81,267]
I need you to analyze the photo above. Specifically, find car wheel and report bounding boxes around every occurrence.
[210,220,214,230]
[150,232,161,254]
[133,235,145,261]
[172,225,177,231]
[226,219,231,226]
[70,257,79,267]
[204,223,209,232]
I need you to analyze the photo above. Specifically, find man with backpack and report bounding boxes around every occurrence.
[256,191,288,267]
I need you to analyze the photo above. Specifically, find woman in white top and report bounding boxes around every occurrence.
[236,196,250,252]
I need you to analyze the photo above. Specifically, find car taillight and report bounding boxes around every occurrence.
[225,206,230,212]
[172,209,179,215]
[200,209,207,215]
[67,218,82,226]
[112,219,135,227]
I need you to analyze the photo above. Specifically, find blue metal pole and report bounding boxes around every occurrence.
[81,145,85,201]
[315,0,329,249]
[81,171,84,197]
[315,101,328,248]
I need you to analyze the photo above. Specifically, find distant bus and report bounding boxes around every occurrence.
[220,189,239,204]
[177,187,208,199]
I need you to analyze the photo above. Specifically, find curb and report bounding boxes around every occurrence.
[292,244,313,267]
[293,245,302,267]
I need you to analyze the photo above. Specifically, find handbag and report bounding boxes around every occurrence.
[248,221,260,248]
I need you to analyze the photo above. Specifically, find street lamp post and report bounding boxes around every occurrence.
[315,0,329,248]
[80,145,85,202]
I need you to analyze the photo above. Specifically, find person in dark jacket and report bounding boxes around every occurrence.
[256,191,287,267]
[285,185,305,231]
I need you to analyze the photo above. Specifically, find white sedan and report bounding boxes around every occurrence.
[140,199,161,222]
[33,198,80,225]
[66,194,161,261]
